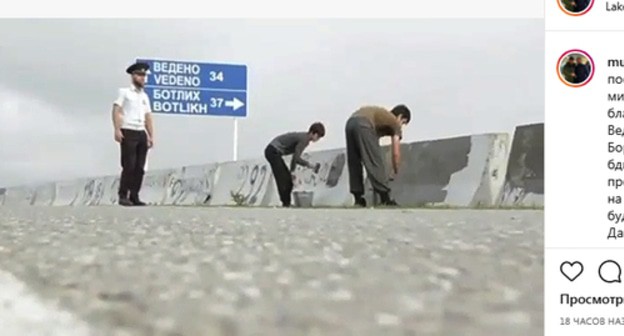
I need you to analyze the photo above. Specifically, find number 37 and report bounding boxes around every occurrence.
[210,98,224,108]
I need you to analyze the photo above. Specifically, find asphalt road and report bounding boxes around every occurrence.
[0,206,543,336]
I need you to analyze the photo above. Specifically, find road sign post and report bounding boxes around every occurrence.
[136,58,248,160]
[233,118,238,161]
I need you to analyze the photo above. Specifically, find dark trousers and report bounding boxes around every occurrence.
[264,145,293,206]
[118,129,148,199]
[345,116,390,196]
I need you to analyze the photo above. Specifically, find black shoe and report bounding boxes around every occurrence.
[380,199,399,207]
[378,192,398,207]
[118,197,134,206]
[130,196,146,206]
[353,194,367,207]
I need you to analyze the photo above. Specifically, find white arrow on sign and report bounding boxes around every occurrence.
[224,97,245,111]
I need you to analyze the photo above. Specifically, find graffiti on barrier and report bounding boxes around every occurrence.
[71,179,106,206]
[106,178,120,205]
[500,183,526,205]
[294,152,345,189]
[231,163,270,205]
[498,123,544,206]
[166,166,217,205]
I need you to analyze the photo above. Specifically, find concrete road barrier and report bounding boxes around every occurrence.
[211,159,278,206]
[498,123,544,207]
[362,133,509,207]
[0,124,544,208]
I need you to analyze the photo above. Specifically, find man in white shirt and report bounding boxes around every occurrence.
[111,62,155,206]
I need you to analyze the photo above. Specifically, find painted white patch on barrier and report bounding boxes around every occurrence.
[444,135,491,205]
[470,133,510,206]
[0,270,93,336]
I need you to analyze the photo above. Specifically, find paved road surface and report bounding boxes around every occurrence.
[0,206,543,336]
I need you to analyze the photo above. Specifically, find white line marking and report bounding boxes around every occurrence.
[0,270,93,336]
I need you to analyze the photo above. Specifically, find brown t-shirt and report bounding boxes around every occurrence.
[351,106,402,138]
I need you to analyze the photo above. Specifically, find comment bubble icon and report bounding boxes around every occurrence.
[599,260,622,284]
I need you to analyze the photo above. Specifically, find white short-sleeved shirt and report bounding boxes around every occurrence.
[113,86,151,131]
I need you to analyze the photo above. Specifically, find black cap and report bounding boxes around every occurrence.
[126,62,150,74]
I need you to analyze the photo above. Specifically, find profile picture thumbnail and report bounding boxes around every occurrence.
[558,0,594,16]
[557,50,594,87]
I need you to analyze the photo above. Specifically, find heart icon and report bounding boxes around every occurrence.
[560,261,584,282]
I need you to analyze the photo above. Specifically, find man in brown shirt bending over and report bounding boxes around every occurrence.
[345,105,411,207]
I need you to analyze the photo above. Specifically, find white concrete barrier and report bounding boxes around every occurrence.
[3,186,35,206]
[210,159,278,206]
[136,172,168,205]
[498,123,544,207]
[161,164,218,206]
[32,183,56,206]
[365,133,509,207]
[53,180,81,206]
[469,133,510,207]
[70,178,107,206]
[97,176,122,206]
[290,148,351,207]
[0,126,544,208]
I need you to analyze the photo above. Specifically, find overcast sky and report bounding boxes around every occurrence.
[0,19,544,187]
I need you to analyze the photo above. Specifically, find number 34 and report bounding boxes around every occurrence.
[209,71,224,82]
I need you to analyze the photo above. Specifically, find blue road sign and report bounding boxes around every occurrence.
[136,58,247,117]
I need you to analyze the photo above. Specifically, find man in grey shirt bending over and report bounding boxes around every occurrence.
[264,122,325,207]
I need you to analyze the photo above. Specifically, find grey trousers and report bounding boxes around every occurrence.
[345,116,390,195]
